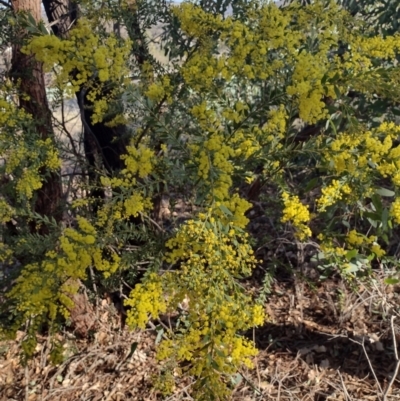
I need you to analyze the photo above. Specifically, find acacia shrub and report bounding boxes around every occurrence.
[2,0,400,399]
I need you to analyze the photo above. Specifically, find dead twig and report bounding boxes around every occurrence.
[349,336,383,396]
[338,370,352,401]
[104,376,123,401]
[383,316,400,401]
[238,369,263,397]
[88,268,99,322]
[25,364,29,401]
[165,383,194,401]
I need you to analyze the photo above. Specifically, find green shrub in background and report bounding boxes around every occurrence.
[2,0,400,398]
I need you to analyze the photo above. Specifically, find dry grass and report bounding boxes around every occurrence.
[2,268,400,401]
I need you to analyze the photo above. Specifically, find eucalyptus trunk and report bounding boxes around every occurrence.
[11,0,62,232]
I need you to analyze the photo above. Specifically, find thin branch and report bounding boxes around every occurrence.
[141,212,165,233]
[78,88,109,171]
[349,337,383,395]
[383,316,400,401]
[391,315,398,360]
[338,370,352,401]
[238,372,263,397]
[88,267,99,322]
[24,365,29,401]
[59,94,81,162]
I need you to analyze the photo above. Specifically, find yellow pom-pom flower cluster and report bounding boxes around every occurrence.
[6,215,121,332]
[347,230,385,258]
[317,180,352,212]
[190,132,235,200]
[124,209,264,399]
[100,143,156,221]
[22,19,131,124]
[125,273,167,329]
[325,123,400,184]
[4,0,400,395]
[281,192,312,240]
[121,144,156,179]
[391,198,400,224]
[0,88,61,201]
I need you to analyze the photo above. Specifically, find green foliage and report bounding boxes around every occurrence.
[2,0,400,399]
[338,0,400,36]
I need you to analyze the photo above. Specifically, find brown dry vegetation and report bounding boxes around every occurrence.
[2,202,400,400]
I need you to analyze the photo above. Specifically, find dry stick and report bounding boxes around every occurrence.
[361,337,383,396]
[383,316,400,401]
[48,352,86,389]
[59,94,81,162]
[338,370,352,401]
[25,365,29,401]
[238,370,263,397]
[276,369,293,401]
[254,327,262,390]
[88,267,99,321]
[147,319,170,340]
[40,335,51,368]
[164,383,194,401]
[349,337,383,395]
[104,376,124,401]
[141,212,165,233]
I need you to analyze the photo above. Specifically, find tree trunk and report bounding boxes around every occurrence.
[41,0,78,38]
[11,0,62,231]
[42,0,129,204]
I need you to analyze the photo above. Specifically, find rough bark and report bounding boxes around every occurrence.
[10,0,62,229]
[41,0,77,38]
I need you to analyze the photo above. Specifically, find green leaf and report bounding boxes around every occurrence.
[39,22,48,35]
[371,194,383,213]
[127,342,138,359]
[367,217,378,228]
[155,328,164,345]
[303,177,319,193]
[27,12,36,27]
[201,335,210,344]
[230,373,243,386]
[218,204,233,216]
[345,262,360,273]
[334,85,341,99]
[384,277,400,285]
[375,187,395,197]
[382,208,389,231]
[211,359,221,371]
[364,211,381,222]
[341,220,350,228]
[346,249,358,260]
